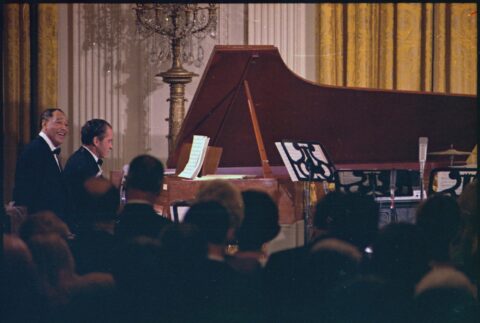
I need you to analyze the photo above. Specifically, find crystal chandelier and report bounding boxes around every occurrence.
[134,4,218,158]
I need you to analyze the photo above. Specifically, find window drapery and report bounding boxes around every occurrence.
[316,3,477,94]
[3,4,58,203]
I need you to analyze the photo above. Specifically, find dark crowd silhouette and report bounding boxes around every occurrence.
[2,155,478,323]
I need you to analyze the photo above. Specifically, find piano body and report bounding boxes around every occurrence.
[159,45,476,245]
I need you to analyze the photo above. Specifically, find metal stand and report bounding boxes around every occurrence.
[276,140,336,245]
[303,164,315,244]
[419,168,426,201]
[389,169,397,223]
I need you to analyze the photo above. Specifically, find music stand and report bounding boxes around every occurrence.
[276,140,336,243]
[428,167,477,198]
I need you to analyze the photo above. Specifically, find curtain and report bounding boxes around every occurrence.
[3,4,58,203]
[316,3,477,94]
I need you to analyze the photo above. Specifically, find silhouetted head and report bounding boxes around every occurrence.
[314,192,379,250]
[237,190,280,251]
[196,179,244,231]
[19,211,71,242]
[184,201,231,245]
[416,194,462,262]
[371,223,430,294]
[126,154,164,195]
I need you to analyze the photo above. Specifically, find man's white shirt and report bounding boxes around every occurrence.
[39,131,61,171]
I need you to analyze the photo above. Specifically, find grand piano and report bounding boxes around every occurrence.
[158,45,476,241]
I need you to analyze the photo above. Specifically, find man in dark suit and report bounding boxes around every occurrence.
[64,119,113,230]
[115,154,171,242]
[12,108,70,220]
[263,191,379,323]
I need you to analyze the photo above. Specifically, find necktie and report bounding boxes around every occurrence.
[97,159,103,166]
[52,148,62,171]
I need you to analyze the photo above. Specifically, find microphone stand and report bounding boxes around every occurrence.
[389,169,397,223]
[303,159,314,245]
[419,162,426,201]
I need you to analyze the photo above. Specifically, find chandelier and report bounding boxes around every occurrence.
[134,3,218,158]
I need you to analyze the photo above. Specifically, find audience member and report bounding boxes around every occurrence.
[158,223,209,322]
[2,234,47,323]
[264,191,378,322]
[313,191,379,251]
[19,211,72,242]
[308,238,363,297]
[416,194,462,266]
[6,165,478,323]
[27,233,114,321]
[111,236,167,323]
[64,119,113,231]
[456,180,479,283]
[195,179,244,240]
[69,177,119,274]
[184,201,233,266]
[414,267,479,323]
[115,154,171,242]
[370,223,430,297]
[297,238,363,322]
[229,190,280,274]
[415,266,477,298]
[184,201,249,322]
[324,275,411,323]
[12,108,70,220]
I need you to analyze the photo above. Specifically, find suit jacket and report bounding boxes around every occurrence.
[12,136,69,220]
[115,203,171,242]
[64,146,100,223]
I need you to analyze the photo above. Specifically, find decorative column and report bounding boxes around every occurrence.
[158,39,197,157]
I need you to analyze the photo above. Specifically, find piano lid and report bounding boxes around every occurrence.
[168,45,477,169]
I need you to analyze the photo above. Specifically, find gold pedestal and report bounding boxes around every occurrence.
[158,66,197,158]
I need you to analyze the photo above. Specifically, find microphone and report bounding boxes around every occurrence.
[419,137,428,174]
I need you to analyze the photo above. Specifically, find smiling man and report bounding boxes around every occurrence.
[64,119,114,231]
[13,108,70,220]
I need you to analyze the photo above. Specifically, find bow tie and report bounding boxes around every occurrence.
[52,148,61,155]
[97,159,103,166]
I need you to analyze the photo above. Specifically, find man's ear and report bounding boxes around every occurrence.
[93,136,100,147]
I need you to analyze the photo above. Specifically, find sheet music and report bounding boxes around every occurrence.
[437,170,476,195]
[276,141,335,182]
[275,142,299,181]
[178,135,210,179]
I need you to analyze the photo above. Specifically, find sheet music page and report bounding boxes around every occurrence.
[437,170,476,195]
[178,135,210,179]
[275,142,299,181]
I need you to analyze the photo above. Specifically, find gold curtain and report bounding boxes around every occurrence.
[316,3,477,94]
[3,4,58,203]
[4,4,31,204]
[38,4,58,109]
